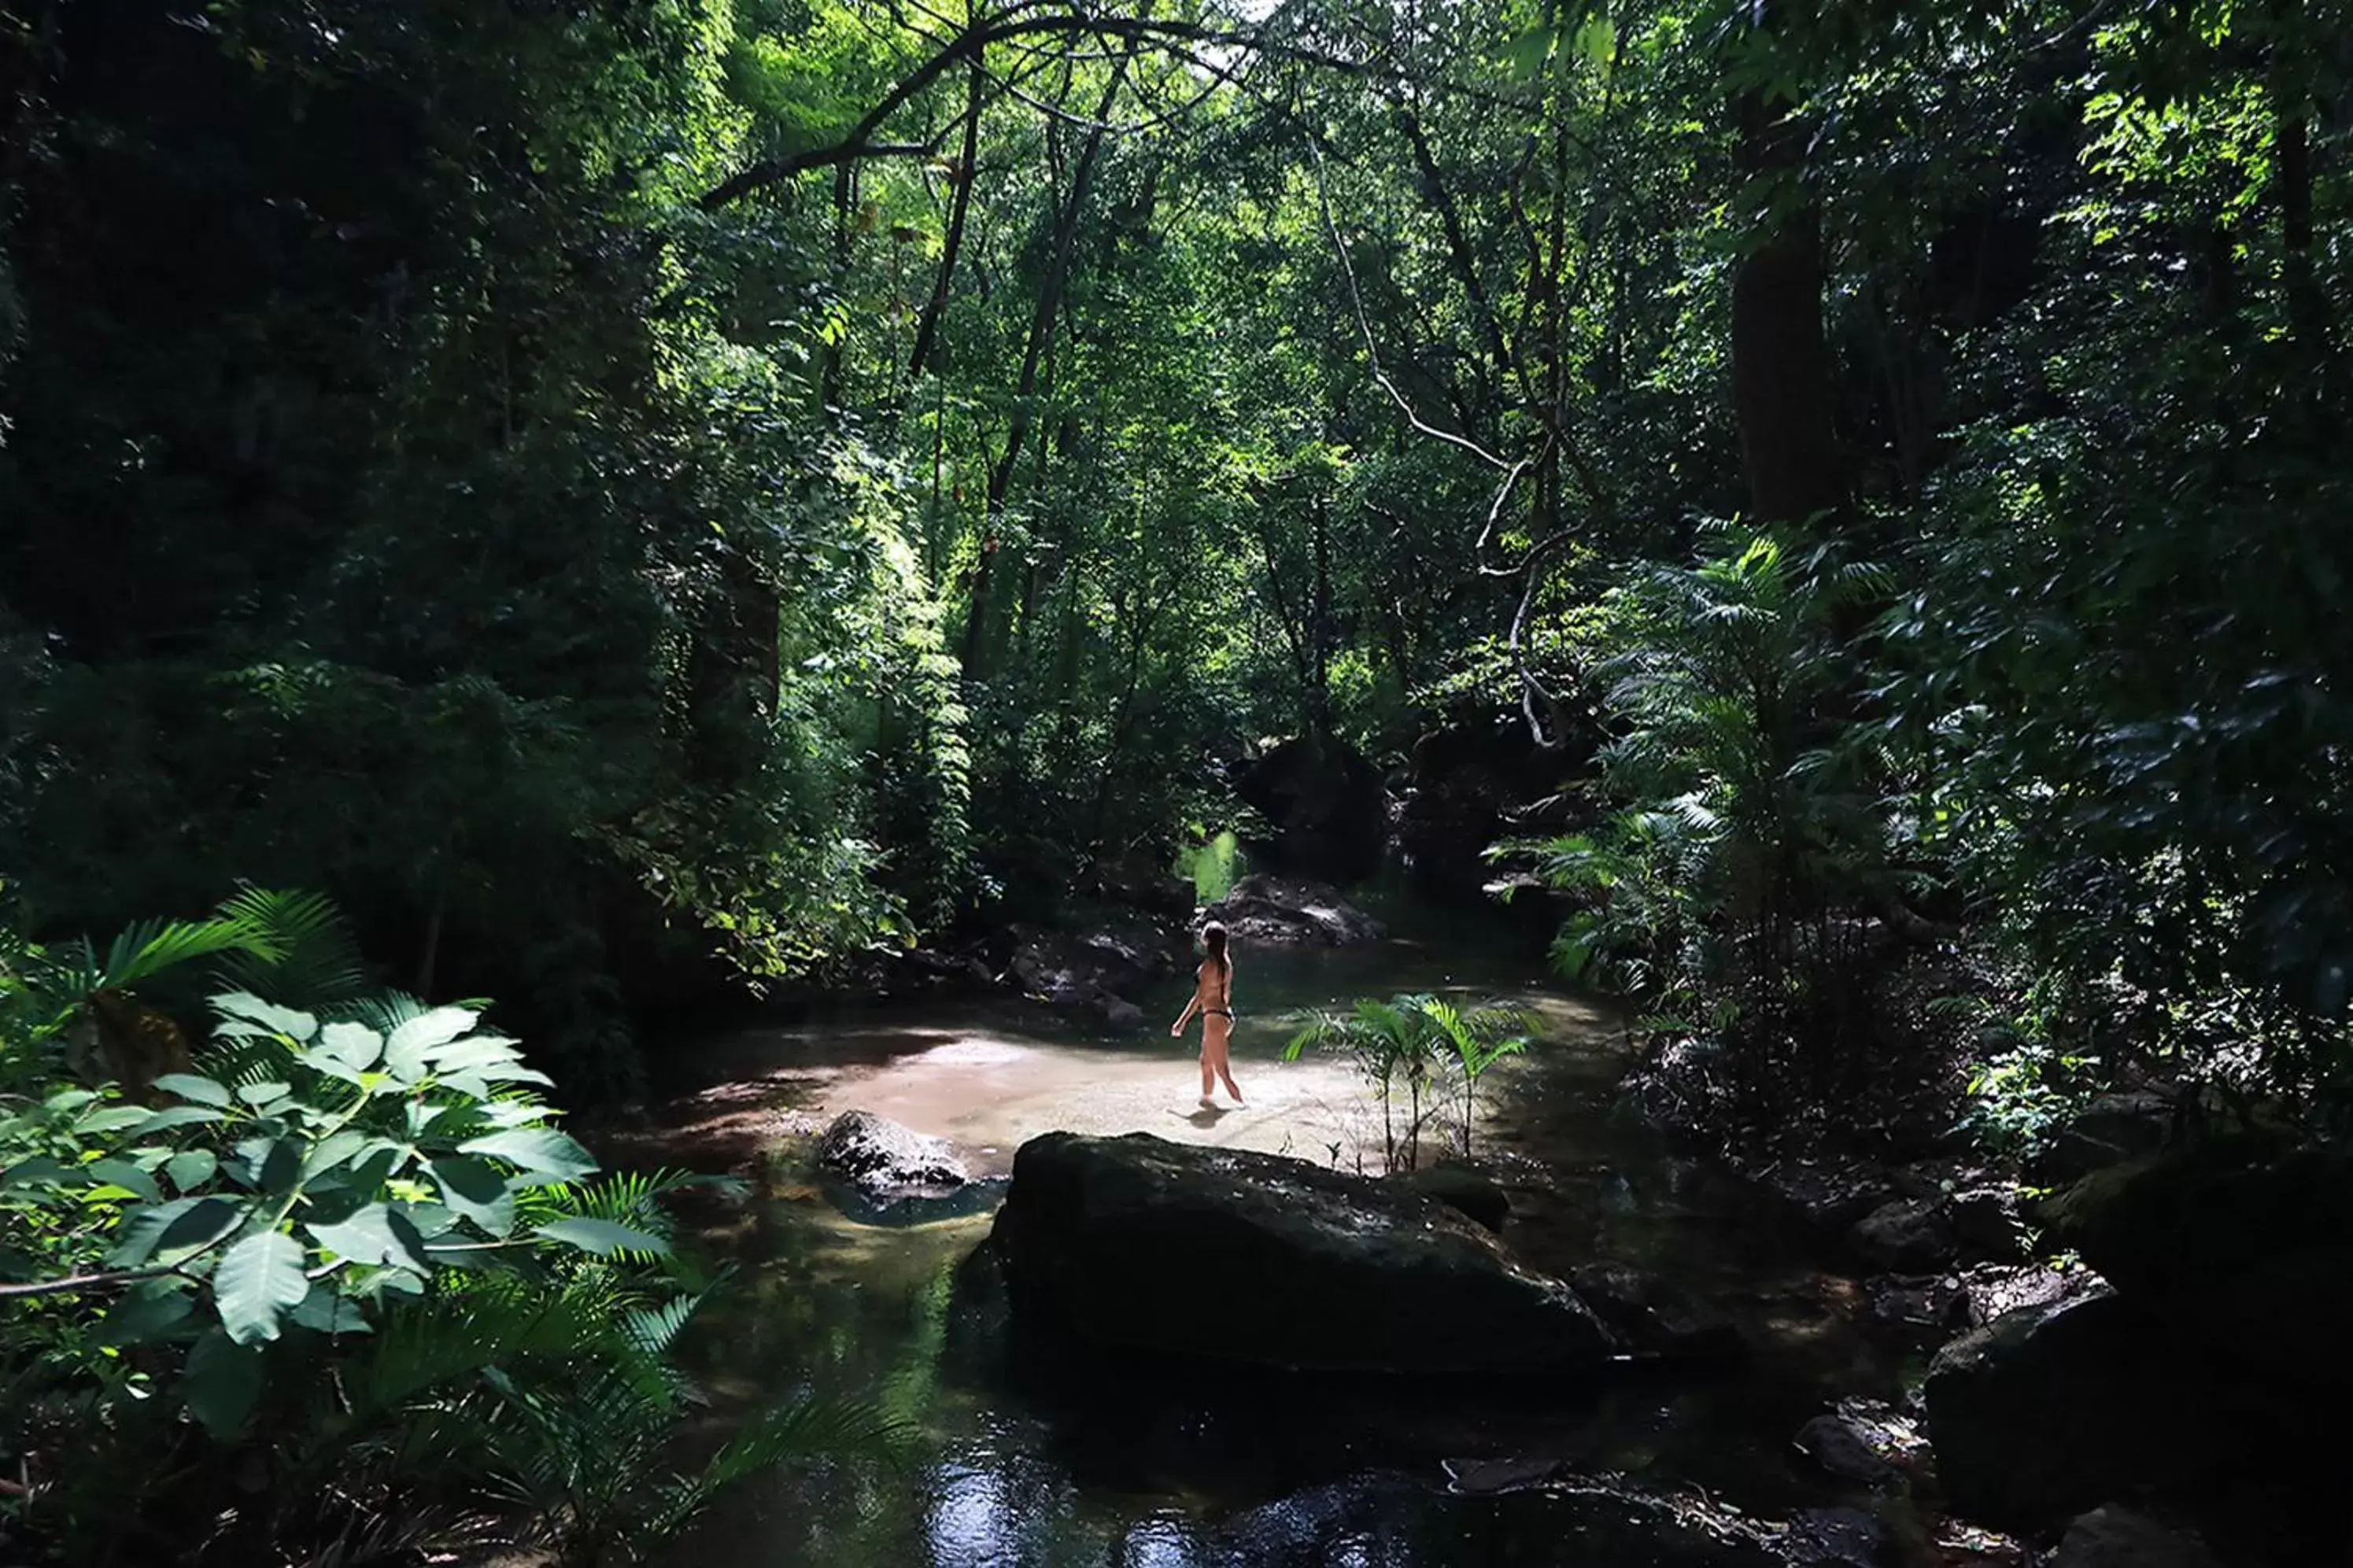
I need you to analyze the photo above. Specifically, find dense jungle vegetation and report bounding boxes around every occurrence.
[4,0,2351,1560]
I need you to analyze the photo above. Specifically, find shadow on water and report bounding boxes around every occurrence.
[656,899,1912,1567]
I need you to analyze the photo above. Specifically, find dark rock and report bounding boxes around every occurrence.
[1851,1198,1960,1272]
[1006,916,1181,1021]
[1867,1273,1970,1331]
[1089,853,1198,920]
[1783,1506,1895,1567]
[1889,1156,1997,1201]
[1201,875,1385,947]
[2050,1506,2223,1568]
[2041,1140,2353,1402]
[1922,1287,2203,1529]
[989,1131,1615,1376]
[1394,1161,1510,1231]
[1569,1263,1746,1367]
[1957,1262,2102,1329]
[1792,1415,1901,1489]
[2039,1090,2174,1181]
[815,1110,969,1201]
[1946,1188,2030,1262]
[1755,1156,1897,1232]
[1440,1454,1567,1495]
[2042,1138,2352,1302]
[1234,733,1388,884]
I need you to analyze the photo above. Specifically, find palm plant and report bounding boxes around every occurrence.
[1507,529,1911,1109]
[1286,993,1532,1170]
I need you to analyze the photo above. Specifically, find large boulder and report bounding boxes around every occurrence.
[815,1110,969,1201]
[1922,1288,2204,1529]
[1005,914,1180,1024]
[1200,875,1385,947]
[2050,1507,2223,1568]
[988,1131,1615,1376]
[1233,734,1388,884]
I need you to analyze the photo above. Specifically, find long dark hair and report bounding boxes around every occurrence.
[1202,921,1230,976]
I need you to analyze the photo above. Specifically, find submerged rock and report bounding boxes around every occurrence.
[989,1131,1614,1376]
[1394,1161,1511,1232]
[1199,875,1385,947]
[815,1110,969,1201]
[2050,1505,2222,1568]
[1569,1262,1745,1367]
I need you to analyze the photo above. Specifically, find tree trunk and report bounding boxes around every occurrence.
[1730,57,1842,526]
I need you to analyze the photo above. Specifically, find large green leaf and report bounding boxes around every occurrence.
[108,1196,239,1267]
[181,1328,265,1437]
[460,1127,597,1182]
[151,1072,231,1108]
[164,1148,220,1193]
[308,1202,430,1272]
[212,991,319,1042]
[83,1158,163,1204]
[428,1156,517,1238]
[215,1230,310,1345]
[384,1007,480,1081]
[101,1279,198,1345]
[312,1021,383,1075]
[130,1105,228,1137]
[289,1283,372,1336]
[534,1216,670,1257]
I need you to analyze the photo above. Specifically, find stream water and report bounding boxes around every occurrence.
[647,895,1920,1567]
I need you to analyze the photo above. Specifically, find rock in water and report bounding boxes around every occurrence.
[1792,1414,1902,1490]
[1200,875,1385,947]
[989,1131,1615,1376]
[815,1110,969,1201]
[2051,1506,2223,1568]
[1568,1263,1745,1367]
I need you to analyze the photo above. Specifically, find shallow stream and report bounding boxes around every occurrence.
[647,898,1919,1566]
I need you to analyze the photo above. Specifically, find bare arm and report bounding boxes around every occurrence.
[1170,965,1202,1035]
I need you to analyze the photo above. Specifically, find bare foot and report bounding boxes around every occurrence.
[1199,1096,1217,1110]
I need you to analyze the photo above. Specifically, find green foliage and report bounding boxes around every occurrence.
[1508,529,1921,1112]
[1285,992,1532,1170]
[0,898,890,1564]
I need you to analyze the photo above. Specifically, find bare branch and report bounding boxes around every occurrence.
[1301,131,1512,472]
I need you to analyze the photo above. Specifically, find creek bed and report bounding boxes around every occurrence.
[643,903,1919,1566]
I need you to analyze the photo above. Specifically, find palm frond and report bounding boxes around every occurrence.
[639,1396,912,1547]
[212,887,367,1006]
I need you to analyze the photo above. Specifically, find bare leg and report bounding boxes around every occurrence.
[1199,1050,1216,1106]
[1206,1027,1243,1105]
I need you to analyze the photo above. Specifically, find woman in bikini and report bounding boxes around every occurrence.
[1170,921,1243,1108]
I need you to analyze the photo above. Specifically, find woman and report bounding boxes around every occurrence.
[1170,921,1243,1109]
